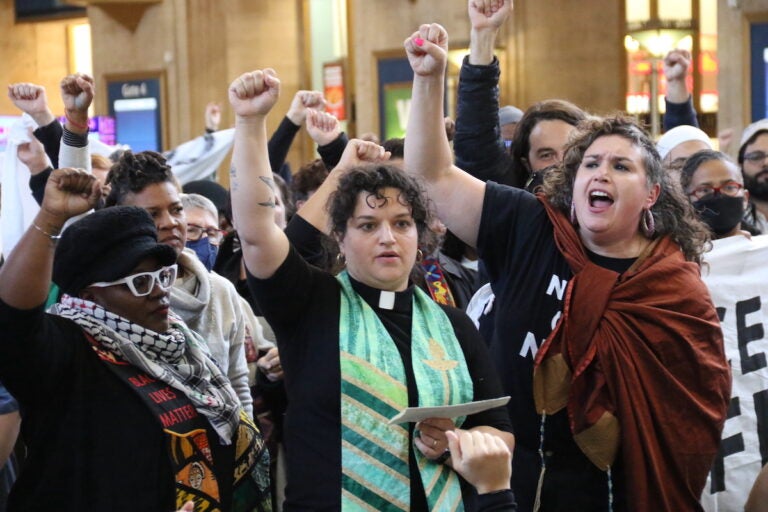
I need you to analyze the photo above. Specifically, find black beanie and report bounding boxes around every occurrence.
[182,180,229,214]
[53,206,178,296]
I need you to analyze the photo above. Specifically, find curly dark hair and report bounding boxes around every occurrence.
[105,150,179,206]
[291,159,329,203]
[382,138,405,160]
[509,99,587,187]
[540,115,711,264]
[326,164,438,267]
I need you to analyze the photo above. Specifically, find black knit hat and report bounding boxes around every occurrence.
[182,180,229,214]
[53,206,178,296]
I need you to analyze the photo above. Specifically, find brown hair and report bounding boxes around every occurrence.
[291,159,328,203]
[510,99,587,186]
[325,164,439,274]
[541,115,711,264]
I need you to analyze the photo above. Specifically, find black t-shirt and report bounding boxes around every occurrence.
[247,245,512,511]
[477,183,632,511]
[477,183,572,452]
[0,301,237,512]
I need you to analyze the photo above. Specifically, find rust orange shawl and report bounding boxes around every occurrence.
[533,196,730,511]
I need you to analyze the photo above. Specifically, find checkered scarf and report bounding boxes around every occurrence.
[50,295,242,445]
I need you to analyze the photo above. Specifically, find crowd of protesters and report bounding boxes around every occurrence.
[1,0,767,511]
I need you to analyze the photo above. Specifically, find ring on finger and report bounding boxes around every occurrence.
[432,439,438,448]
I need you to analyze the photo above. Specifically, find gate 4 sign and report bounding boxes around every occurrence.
[701,234,768,512]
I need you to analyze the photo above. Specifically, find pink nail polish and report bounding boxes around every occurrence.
[414,37,424,47]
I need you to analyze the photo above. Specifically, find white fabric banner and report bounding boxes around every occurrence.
[701,234,768,511]
[0,114,42,258]
[164,128,234,185]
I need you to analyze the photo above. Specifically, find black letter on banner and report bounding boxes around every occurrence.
[716,307,726,322]
[756,389,768,465]
[709,397,744,493]
[736,297,767,374]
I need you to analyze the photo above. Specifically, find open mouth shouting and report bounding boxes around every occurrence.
[588,190,614,212]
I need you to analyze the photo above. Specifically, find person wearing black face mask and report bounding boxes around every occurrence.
[680,154,768,512]
[681,150,756,239]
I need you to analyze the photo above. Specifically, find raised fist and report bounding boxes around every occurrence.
[404,23,449,78]
[228,69,281,118]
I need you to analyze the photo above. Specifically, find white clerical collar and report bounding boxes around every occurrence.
[378,290,396,310]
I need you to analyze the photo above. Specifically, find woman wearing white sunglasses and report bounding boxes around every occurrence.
[0,168,271,512]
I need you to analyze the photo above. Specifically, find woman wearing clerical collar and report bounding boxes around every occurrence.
[0,170,270,511]
[402,19,730,512]
[228,69,514,511]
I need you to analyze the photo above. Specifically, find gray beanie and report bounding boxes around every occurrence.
[499,105,524,126]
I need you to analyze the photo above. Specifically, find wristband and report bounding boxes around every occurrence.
[65,113,89,132]
[32,222,62,241]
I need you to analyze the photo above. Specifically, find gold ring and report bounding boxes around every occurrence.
[432,439,438,448]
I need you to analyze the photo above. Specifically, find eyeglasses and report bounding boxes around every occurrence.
[186,224,224,245]
[688,181,744,200]
[743,151,768,164]
[89,264,178,297]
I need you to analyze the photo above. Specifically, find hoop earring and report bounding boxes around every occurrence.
[336,252,346,266]
[416,249,424,263]
[641,208,655,238]
[570,201,577,225]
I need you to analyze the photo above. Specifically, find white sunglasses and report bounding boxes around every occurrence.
[89,264,178,297]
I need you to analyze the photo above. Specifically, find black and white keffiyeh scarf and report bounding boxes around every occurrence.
[50,295,242,444]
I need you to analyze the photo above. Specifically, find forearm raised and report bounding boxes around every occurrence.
[469,28,498,66]
[665,78,690,105]
[228,70,291,279]
[231,116,279,245]
[405,75,453,182]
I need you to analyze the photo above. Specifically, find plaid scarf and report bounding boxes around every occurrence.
[50,295,242,444]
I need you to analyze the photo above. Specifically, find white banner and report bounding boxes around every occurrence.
[164,128,234,185]
[701,234,768,511]
[0,114,42,258]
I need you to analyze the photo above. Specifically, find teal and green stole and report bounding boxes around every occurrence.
[337,272,473,511]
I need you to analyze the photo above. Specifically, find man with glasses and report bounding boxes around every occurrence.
[738,119,768,233]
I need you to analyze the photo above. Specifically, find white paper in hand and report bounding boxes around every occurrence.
[387,396,510,425]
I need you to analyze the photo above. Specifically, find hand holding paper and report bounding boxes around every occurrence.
[388,396,510,425]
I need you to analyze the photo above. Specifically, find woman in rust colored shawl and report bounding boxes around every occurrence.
[402,17,730,512]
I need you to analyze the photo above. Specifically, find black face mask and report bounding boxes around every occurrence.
[693,195,745,237]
